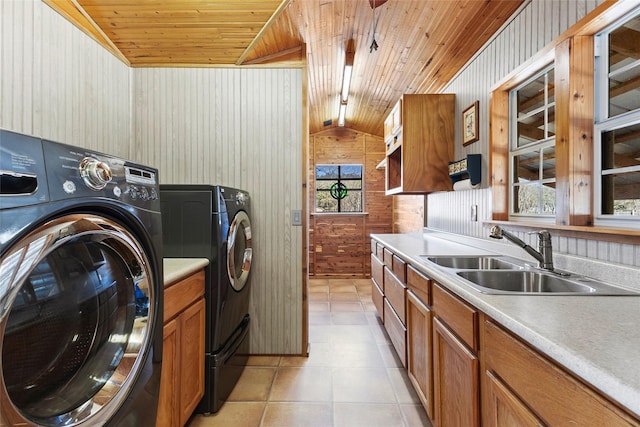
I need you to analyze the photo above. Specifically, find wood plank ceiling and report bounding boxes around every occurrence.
[44,0,525,137]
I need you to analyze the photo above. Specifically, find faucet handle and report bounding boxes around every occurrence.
[527,230,552,242]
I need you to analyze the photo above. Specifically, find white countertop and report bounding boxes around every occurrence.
[163,258,209,286]
[371,231,640,418]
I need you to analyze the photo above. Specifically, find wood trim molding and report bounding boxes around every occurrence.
[489,90,509,221]
[554,35,594,226]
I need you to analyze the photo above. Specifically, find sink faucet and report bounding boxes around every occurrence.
[489,225,554,271]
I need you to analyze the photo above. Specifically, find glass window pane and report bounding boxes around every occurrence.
[608,14,640,117]
[341,191,362,212]
[341,179,362,190]
[602,172,640,215]
[513,184,541,214]
[316,165,338,179]
[542,146,556,179]
[516,74,546,115]
[608,14,640,73]
[340,165,362,179]
[513,150,540,183]
[316,193,338,212]
[601,123,640,170]
[609,64,640,118]
[517,109,545,147]
[316,181,334,190]
[542,183,556,214]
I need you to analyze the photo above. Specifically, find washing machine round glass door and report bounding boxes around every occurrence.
[0,213,155,426]
[227,210,252,291]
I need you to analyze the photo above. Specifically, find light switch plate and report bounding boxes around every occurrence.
[292,209,302,226]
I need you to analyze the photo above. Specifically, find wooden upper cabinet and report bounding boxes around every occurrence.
[385,94,455,195]
[384,100,402,143]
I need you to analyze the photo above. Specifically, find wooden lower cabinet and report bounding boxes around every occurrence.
[158,270,206,427]
[433,317,479,427]
[177,299,206,424]
[406,290,433,419]
[370,245,640,426]
[483,320,640,427]
[484,370,544,427]
[158,319,180,427]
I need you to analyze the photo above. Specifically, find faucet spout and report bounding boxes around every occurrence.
[489,226,554,271]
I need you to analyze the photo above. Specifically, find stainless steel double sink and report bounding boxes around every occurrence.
[421,255,639,295]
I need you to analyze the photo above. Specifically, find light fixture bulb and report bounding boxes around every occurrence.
[341,64,353,103]
[338,103,347,127]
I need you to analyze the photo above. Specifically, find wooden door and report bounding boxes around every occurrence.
[406,290,433,419]
[484,370,545,427]
[179,298,206,426]
[433,317,479,427]
[157,319,179,427]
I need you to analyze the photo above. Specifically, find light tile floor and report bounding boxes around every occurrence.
[187,278,431,427]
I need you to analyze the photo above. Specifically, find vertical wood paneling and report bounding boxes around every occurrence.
[0,0,130,156]
[132,67,304,354]
[425,0,640,267]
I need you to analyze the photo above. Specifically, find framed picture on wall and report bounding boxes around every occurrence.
[462,101,479,146]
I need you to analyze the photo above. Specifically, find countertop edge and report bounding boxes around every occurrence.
[163,258,209,286]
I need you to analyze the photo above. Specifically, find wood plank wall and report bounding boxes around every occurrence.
[425,0,640,268]
[309,128,392,277]
[393,195,425,233]
[0,0,130,157]
[131,67,305,355]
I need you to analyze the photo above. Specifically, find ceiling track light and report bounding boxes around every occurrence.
[338,39,355,127]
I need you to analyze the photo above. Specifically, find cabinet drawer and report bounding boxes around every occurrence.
[376,243,385,262]
[383,248,394,269]
[164,269,205,322]
[371,253,384,292]
[392,254,407,282]
[371,278,384,322]
[384,298,407,367]
[432,282,478,352]
[384,267,406,324]
[484,321,639,426]
[407,265,431,306]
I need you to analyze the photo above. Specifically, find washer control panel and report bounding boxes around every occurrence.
[42,140,160,211]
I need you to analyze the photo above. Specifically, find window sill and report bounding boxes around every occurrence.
[484,220,640,244]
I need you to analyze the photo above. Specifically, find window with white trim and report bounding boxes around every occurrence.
[509,66,556,218]
[595,10,640,222]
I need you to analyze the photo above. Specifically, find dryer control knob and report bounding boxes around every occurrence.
[79,157,112,191]
[236,192,247,204]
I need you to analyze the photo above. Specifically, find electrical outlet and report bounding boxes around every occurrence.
[471,205,478,222]
[292,209,302,226]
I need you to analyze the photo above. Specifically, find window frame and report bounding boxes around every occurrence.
[593,9,640,227]
[508,66,557,220]
[314,164,364,213]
